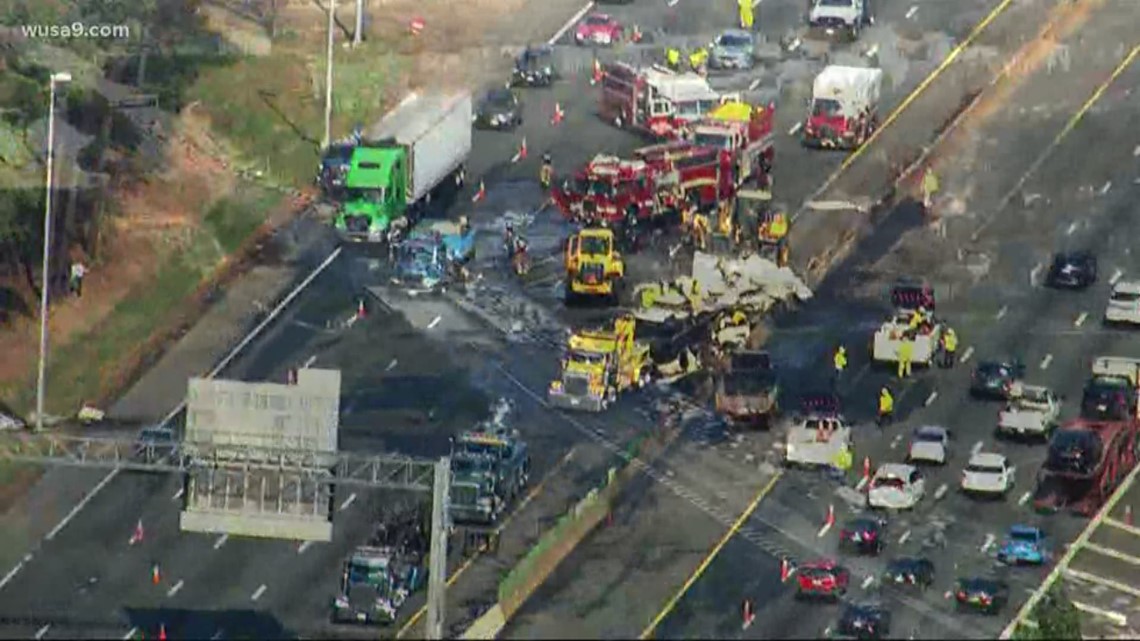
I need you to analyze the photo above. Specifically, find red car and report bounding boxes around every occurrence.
[575,13,623,46]
[795,560,850,600]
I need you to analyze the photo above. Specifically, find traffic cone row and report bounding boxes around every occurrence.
[129,519,144,546]
[742,598,755,629]
[471,179,486,203]
[511,137,528,163]
[550,102,565,126]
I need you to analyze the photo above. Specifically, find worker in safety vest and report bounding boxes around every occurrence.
[833,344,847,388]
[666,46,682,70]
[692,211,710,251]
[639,282,663,309]
[768,212,788,239]
[687,279,702,311]
[878,386,894,428]
[921,166,940,211]
[897,339,913,379]
[940,326,958,368]
[717,201,733,237]
[540,153,553,189]
[908,306,928,333]
[738,0,755,30]
[689,47,709,75]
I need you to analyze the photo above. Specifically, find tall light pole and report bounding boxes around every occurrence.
[36,71,71,432]
[321,0,336,149]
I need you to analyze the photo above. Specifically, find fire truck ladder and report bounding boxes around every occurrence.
[0,431,453,639]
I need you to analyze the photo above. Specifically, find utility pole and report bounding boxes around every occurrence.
[321,0,336,149]
[353,0,364,47]
[426,457,451,640]
[36,71,71,433]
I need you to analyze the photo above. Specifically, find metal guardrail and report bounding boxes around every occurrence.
[0,432,438,491]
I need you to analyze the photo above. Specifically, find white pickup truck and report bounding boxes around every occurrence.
[785,415,852,467]
[872,313,943,365]
[997,385,1060,440]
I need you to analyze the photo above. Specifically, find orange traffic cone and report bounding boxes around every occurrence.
[129,519,144,546]
[779,557,791,582]
[409,17,425,36]
[825,504,835,528]
[550,102,565,126]
[742,598,755,629]
[591,59,603,85]
[356,298,367,320]
[1126,505,1134,526]
[471,179,486,203]
[862,456,871,481]
[151,563,161,585]
[158,623,167,641]
[511,137,528,163]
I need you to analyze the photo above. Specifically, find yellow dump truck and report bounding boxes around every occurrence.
[564,227,624,304]
[548,315,651,411]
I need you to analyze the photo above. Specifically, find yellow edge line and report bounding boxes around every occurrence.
[638,470,784,640]
[836,0,1017,173]
[396,446,578,638]
[1051,44,1138,146]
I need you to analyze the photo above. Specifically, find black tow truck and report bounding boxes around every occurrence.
[714,350,780,427]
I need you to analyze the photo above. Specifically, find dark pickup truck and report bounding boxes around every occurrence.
[714,350,779,427]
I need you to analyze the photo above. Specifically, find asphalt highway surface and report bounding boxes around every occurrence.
[644,4,1140,639]
[1,0,1135,639]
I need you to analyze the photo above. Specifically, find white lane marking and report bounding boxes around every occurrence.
[0,562,25,590]
[251,584,267,601]
[961,346,974,363]
[344,313,358,329]
[748,78,761,91]
[934,483,948,500]
[213,534,229,550]
[45,467,118,541]
[981,533,996,552]
[865,43,879,58]
[788,122,802,136]
[1019,491,1032,506]
[925,391,938,406]
[167,579,185,597]
[1075,312,1088,327]
[899,530,911,545]
[1065,221,1078,236]
[862,575,874,589]
[1100,181,1112,195]
[427,315,442,329]
[817,521,833,538]
[3,247,348,589]
[1040,354,1053,370]
[340,493,357,511]
[1110,269,1123,285]
[787,37,802,52]
[35,624,50,639]
[972,441,984,455]
[667,0,680,6]
[1030,263,1043,285]
[122,628,138,640]
[547,1,595,45]
[890,435,903,450]
[1135,145,1140,157]
[905,5,918,19]
[385,358,399,372]
[173,488,184,501]
[302,354,317,368]
[298,541,313,554]
[995,305,1008,320]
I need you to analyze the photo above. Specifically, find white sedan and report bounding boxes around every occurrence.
[867,463,926,510]
[961,452,1016,498]
[907,425,950,465]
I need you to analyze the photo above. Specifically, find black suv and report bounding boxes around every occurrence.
[511,45,559,87]
[1046,250,1097,289]
[474,86,523,130]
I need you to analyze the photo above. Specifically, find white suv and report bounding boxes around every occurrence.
[961,452,1015,498]
[1105,280,1140,325]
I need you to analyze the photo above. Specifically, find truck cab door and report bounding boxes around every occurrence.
[565,234,580,272]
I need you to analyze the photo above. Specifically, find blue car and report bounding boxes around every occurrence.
[997,525,1050,565]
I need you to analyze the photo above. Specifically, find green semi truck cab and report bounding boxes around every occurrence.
[337,144,407,241]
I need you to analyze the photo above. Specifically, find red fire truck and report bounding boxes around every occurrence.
[633,141,735,209]
[599,62,722,140]
[687,100,776,190]
[552,154,659,225]
[1032,418,1140,516]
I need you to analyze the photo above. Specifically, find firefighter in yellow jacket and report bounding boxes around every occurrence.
[739,0,754,30]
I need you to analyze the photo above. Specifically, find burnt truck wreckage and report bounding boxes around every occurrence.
[332,507,428,625]
[1032,357,1140,515]
[448,405,531,528]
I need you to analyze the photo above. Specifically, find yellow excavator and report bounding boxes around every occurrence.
[564,227,625,304]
